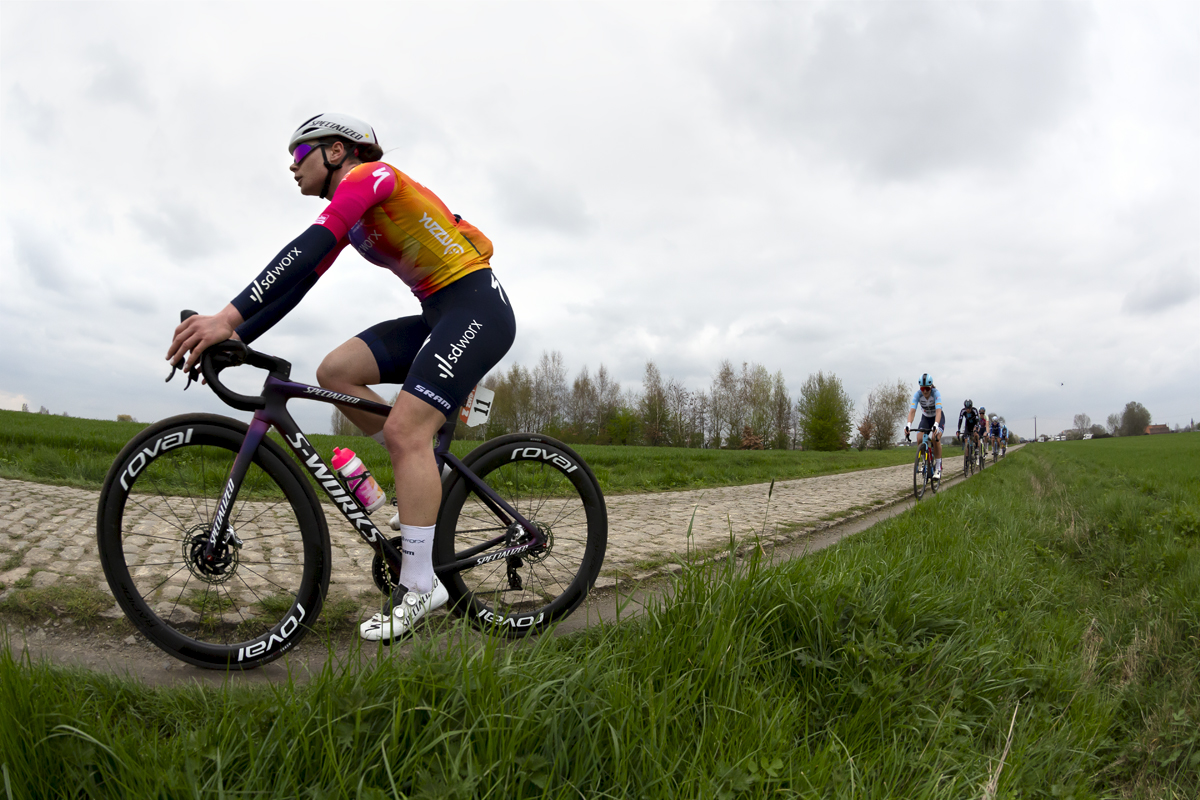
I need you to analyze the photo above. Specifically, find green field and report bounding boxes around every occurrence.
[2,433,1197,797]
[0,409,944,496]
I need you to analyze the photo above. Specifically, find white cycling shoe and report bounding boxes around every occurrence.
[360,576,448,644]
[933,468,942,480]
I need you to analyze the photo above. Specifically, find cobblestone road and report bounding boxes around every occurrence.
[0,451,986,618]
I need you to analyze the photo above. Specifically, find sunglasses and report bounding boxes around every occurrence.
[292,143,322,165]
[920,386,932,392]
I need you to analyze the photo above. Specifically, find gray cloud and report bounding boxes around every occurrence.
[130,200,224,261]
[490,163,591,234]
[1122,255,1200,315]
[87,45,154,111]
[4,86,58,143]
[12,227,72,293]
[709,1,1092,179]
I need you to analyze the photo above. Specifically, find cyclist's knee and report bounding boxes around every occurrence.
[382,395,444,456]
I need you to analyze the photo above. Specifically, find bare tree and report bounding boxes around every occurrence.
[567,366,598,440]
[770,371,793,449]
[532,351,568,432]
[664,376,693,447]
[1073,413,1092,439]
[1105,413,1121,436]
[743,362,773,445]
[594,364,621,442]
[708,359,739,448]
[861,379,910,449]
[640,361,668,446]
[331,406,363,436]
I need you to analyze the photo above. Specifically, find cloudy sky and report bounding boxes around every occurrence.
[2,1,1197,439]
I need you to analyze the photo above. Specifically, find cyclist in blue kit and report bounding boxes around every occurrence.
[905,374,945,479]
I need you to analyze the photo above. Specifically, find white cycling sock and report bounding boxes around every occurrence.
[397,523,436,594]
[936,458,942,470]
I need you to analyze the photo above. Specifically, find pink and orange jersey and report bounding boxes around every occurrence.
[315,162,493,300]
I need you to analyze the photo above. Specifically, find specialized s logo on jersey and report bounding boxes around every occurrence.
[372,168,389,193]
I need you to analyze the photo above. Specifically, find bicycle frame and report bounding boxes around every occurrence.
[195,347,543,585]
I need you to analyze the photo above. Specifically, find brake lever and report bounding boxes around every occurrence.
[165,359,201,389]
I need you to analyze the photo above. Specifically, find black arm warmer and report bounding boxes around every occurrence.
[234,270,320,344]
[230,225,339,325]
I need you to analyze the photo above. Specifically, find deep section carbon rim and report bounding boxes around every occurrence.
[97,416,328,669]
[436,435,607,636]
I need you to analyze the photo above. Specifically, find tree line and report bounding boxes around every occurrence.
[1068,401,1189,439]
[453,352,913,451]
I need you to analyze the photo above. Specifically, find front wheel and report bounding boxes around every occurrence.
[963,441,973,477]
[913,447,929,500]
[435,434,607,636]
[96,414,330,669]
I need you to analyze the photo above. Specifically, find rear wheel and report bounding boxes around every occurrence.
[435,434,607,636]
[97,414,330,669]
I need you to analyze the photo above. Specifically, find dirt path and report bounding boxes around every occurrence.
[1,446,1014,684]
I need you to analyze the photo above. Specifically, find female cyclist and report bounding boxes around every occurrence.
[905,373,944,479]
[166,113,516,644]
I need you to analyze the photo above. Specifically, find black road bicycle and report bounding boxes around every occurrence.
[907,428,940,500]
[961,431,976,478]
[96,314,608,669]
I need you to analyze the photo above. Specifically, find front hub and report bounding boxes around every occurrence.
[183,525,239,584]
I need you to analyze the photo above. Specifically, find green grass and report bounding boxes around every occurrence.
[0,408,946,496]
[0,584,114,627]
[1,434,1197,797]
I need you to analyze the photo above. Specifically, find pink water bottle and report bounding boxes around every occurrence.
[331,447,387,514]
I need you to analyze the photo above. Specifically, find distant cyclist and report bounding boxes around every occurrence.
[988,414,1003,454]
[978,407,989,454]
[999,420,1009,457]
[166,113,516,645]
[905,373,944,479]
[956,399,982,454]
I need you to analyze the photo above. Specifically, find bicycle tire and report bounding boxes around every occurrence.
[964,442,973,477]
[97,414,330,669]
[435,433,607,636]
[913,446,928,500]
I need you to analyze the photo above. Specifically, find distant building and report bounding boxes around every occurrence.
[1146,424,1170,435]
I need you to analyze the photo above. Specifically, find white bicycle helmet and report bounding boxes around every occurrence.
[288,113,379,199]
[288,113,378,154]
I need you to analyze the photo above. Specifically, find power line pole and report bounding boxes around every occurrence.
[1034,416,1037,442]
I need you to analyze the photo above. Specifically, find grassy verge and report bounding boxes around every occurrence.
[0,408,945,496]
[1,435,1196,797]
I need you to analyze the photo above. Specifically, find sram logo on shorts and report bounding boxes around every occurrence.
[509,446,578,473]
[476,608,545,630]
[237,604,306,662]
[120,429,194,490]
